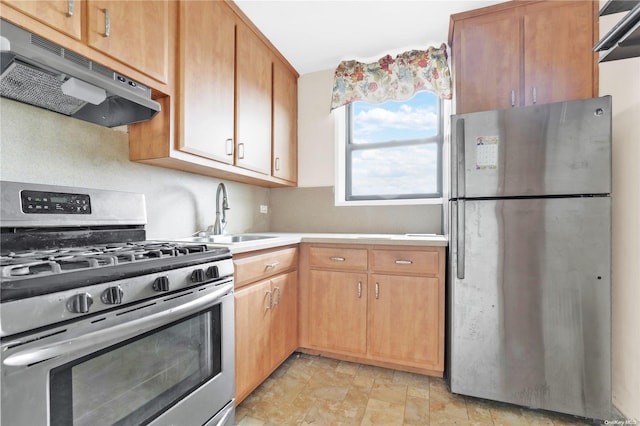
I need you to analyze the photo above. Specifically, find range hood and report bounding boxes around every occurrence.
[0,19,160,128]
[594,1,640,62]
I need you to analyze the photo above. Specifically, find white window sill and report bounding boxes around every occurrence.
[334,197,443,207]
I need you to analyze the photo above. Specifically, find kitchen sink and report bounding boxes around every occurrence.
[189,234,276,244]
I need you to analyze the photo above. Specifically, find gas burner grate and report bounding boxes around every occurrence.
[0,241,213,280]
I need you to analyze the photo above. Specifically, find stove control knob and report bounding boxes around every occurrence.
[67,293,93,314]
[101,286,124,305]
[153,276,170,292]
[206,265,219,279]
[191,269,205,283]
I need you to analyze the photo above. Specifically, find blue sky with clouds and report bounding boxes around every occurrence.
[350,91,440,197]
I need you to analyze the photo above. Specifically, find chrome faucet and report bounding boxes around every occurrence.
[213,183,230,235]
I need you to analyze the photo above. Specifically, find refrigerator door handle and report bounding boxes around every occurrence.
[456,118,466,198]
[456,200,465,279]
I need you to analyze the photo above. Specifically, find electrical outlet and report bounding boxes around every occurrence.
[260,205,268,214]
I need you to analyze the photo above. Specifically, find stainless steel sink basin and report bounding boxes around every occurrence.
[188,234,276,244]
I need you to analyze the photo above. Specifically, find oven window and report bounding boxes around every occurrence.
[50,306,222,426]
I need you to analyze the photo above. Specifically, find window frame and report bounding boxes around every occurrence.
[339,94,444,205]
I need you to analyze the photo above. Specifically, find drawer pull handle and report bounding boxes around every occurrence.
[330,257,345,262]
[265,261,280,270]
[225,138,234,156]
[273,287,281,306]
[102,8,111,37]
[266,290,272,310]
[375,282,379,299]
[357,281,362,298]
[395,260,413,265]
[67,0,74,17]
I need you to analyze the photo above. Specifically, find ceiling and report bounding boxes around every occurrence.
[234,0,505,75]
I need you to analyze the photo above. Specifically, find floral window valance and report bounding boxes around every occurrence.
[330,43,452,111]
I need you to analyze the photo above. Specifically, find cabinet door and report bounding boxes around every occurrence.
[235,280,271,401]
[454,7,521,114]
[178,1,235,163]
[523,1,595,106]
[236,23,272,175]
[272,57,297,182]
[369,274,442,369]
[270,271,298,367]
[1,0,82,39]
[308,270,367,354]
[86,0,169,83]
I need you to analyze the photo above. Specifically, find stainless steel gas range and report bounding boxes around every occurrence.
[0,181,235,426]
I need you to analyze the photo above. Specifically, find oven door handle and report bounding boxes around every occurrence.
[3,283,233,367]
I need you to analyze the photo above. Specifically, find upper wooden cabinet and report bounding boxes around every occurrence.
[86,0,170,84]
[236,23,273,175]
[177,0,235,164]
[0,0,171,85]
[129,1,298,188]
[1,0,82,39]
[449,1,599,114]
[272,56,298,183]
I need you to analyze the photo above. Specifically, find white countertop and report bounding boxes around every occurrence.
[172,232,448,254]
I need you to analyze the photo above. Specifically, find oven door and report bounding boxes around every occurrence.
[1,280,235,426]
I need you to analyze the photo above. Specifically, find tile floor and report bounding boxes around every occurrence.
[236,352,596,426]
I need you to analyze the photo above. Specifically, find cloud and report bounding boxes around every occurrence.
[353,104,438,142]
[351,144,439,196]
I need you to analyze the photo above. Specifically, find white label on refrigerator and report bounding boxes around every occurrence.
[476,136,498,169]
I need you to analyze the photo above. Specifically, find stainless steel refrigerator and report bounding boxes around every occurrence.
[447,96,612,420]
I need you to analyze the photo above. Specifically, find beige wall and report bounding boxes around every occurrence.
[0,98,270,239]
[599,7,640,422]
[296,69,335,187]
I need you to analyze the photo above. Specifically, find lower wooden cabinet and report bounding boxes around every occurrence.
[368,274,441,369]
[234,247,298,404]
[299,243,445,377]
[307,270,367,354]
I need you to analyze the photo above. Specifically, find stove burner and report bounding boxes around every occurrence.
[0,242,212,281]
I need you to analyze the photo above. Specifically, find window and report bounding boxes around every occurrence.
[341,90,443,204]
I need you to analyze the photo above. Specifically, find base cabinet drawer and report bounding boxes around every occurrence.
[370,249,440,275]
[308,246,367,270]
[234,246,298,287]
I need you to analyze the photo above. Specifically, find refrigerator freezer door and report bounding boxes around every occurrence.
[448,197,611,419]
[450,96,611,199]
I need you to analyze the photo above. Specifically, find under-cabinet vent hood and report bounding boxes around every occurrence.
[0,19,160,128]
[594,1,640,62]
